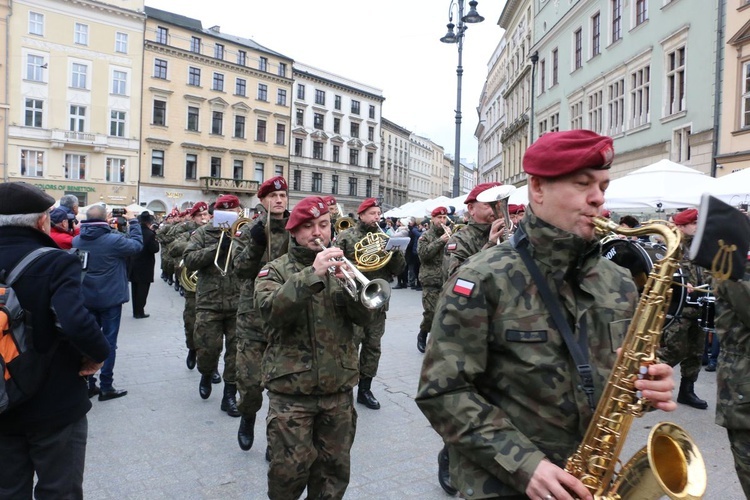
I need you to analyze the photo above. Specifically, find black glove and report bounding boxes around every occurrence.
[249,222,267,247]
[219,233,232,254]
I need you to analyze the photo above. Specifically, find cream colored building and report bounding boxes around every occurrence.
[428,142,446,199]
[6,0,144,207]
[379,117,410,209]
[140,7,293,213]
[408,133,433,202]
[0,0,10,181]
[476,38,507,185]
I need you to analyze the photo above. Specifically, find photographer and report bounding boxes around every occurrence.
[49,207,76,249]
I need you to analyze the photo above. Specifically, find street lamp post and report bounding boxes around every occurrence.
[441,0,484,197]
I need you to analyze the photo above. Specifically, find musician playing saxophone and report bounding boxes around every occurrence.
[417,130,676,500]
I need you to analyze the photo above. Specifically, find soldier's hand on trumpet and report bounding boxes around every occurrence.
[489,217,507,243]
[313,247,348,279]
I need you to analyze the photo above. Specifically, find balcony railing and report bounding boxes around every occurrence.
[200,177,259,195]
[50,129,109,152]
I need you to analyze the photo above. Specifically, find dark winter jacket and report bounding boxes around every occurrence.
[128,223,159,283]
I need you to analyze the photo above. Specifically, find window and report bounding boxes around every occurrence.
[366,179,373,197]
[189,67,201,86]
[151,150,164,177]
[313,141,323,159]
[552,48,559,85]
[334,95,341,110]
[293,169,301,190]
[213,73,224,91]
[279,63,287,77]
[211,157,221,177]
[334,117,341,134]
[115,32,128,53]
[153,100,166,126]
[259,57,268,72]
[635,0,648,26]
[743,62,750,128]
[368,126,375,141]
[110,110,126,136]
[153,59,167,79]
[350,122,359,138]
[296,108,304,126]
[608,79,625,135]
[26,54,44,81]
[275,165,284,177]
[367,152,374,168]
[20,150,44,177]
[234,160,244,180]
[312,172,323,192]
[256,119,267,141]
[673,126,691,163]
[277,89,287,106]
[185,154,197,180]
[65,154,86,180]
[666,46,686,115]
[294,138,303,156]
[29,12,44,35]
[549,113,559,132]
[349,149,359,166]
[190,36,201,53]
[276,123,286,145]
[592,13,601,57]
[257,83,268,101]
[315,90,326,105]
[570,100,584,129]
[234,115,245,138]
[211,111,223,135]
[112,71,127,94]
[187,106,199,131]
[155,26,168,44]
[237,50,246,66]
[588,90,603,133]
[71,63,87,88]
[214,43,224,59]
[539,59,546,93]
[612,0,622,43]
[106,158,126,183]
[74,23,88,45]
[333,145,340,163]
[630,66,651,128]
[24,99,43,128]
[332,174,339,194]
[351,100,360,115]
[348,177,358,196]
[254,162,264,182]
[314,113,324,130]
[539,119,548,136]
[369,105,375,119]
[297,84,305,100]
[69,105,85,132]
[235,78,246,96]
[574,29,583,70]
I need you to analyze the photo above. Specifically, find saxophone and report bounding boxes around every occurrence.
[564,217,707,500]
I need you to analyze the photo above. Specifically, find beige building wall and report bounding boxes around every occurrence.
[7,0,144,207]
[408,133,432,202]
[380,117,410,209]
[429,141,445,199]
[0,0,9,182]
[140,7,293,213]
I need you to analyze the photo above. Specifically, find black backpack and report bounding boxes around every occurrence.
[0,248,57,414]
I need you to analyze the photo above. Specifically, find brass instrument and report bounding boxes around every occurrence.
[441,223,452,238]
[213,210,251,276]
[313,238,391,309]
[178,259,197,293]
[334,216,355,233]
[354,224,393,272]
[475,184,517,244]
[565,217,706,499]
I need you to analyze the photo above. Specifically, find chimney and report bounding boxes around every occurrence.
[208,25,220,33]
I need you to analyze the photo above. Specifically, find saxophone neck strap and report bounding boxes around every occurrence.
[511,226,596,412]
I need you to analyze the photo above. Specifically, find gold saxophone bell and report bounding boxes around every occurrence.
[178,259,197,293]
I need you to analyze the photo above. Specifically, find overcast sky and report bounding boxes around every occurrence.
[144,0,507,163]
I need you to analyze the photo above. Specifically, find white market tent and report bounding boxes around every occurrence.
[712,168,750,207]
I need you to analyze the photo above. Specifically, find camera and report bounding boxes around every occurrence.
[112,208,126,217]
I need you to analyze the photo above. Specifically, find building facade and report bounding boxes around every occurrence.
[139,6,293,214]
[6,0,144,207]
[1,0,10,183]
[408,133,434,202]
[476,38,507,184]
[379,117,410,209]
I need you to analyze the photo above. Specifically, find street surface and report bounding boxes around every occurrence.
[84,268,744,499]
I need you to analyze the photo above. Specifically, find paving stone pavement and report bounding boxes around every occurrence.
[83,273,744,499]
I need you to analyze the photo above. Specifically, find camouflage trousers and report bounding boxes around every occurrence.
[266,391,357,500]
[183,292,196,350]
[419,286,441,333]
[659,314,705,382]
[236,337,266,417]
[355,308,386,379]
[194,308,237,384]
[728,429,750,498]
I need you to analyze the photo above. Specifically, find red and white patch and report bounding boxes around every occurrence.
[453,278,475,297]
[446,243,457,252]
[257,268,270,278]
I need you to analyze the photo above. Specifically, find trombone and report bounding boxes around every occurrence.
[213,209,251,276]
[476,184,517,244]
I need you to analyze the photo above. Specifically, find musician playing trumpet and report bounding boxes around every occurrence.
[416,206,451,354]
[255,196,373,500]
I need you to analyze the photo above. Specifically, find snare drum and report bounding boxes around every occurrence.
[697,296,716,331]
[601,239,686,330]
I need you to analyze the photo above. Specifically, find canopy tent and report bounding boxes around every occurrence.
[712,168,750,207]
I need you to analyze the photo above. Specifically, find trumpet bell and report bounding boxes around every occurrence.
[335,216,355,233]
[360,278,391,309]
[475,184,517,203]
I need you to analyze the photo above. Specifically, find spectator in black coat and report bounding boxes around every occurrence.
[128,212,160,319]
[0,182,110,499]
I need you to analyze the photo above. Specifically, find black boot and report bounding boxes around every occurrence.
[211,369,222,384]
[437,445,458,496]
[199,373,212,399]
[220,383,241,417]
[677,379,708,409]
[357,377,380,410]
[237,414,256,451]
[417,331,427,353]
[186,349,196,370]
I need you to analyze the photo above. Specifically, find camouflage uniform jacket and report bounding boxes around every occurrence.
[675,237,710,320]
[335,221,406,282]
[416,208,638,498]
[417,225,447,288]
[183,223,242,312]
[168,221,198,261]
[255,244,373,395]
[156,222,176,265]
[442,220,493,280]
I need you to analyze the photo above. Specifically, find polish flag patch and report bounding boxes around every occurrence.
[257,268,270,278]
[453,278,475,297]
[446,243,457,252]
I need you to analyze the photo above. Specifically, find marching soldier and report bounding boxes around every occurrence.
[508,203,526,226]
[156,212,177,284]
[416,206,450,353]
[255,196,373,500]
[335,198,405,410]
[232,176,290,451]
[183,195,243,416]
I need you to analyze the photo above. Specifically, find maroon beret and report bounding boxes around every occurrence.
[508,204,526,215]
[322,195,337,206]
[286,196,328,231]
[188,202,208,217]
[673,208,698,226]
[178,211,187,217]
[357,197,380,214]
[257,176,288,199]
[431,206,448,217]
[523,130,614,178]
[465,182,502,204]
[215,194,241,210]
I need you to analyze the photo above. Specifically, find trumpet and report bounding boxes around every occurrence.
[441,223,453,238]
[476,184,517,244]
[314,238,391,309]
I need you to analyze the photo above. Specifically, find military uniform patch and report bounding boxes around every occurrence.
[453,278,475,297]
[447,242,457,252]
[258,268,270,278]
